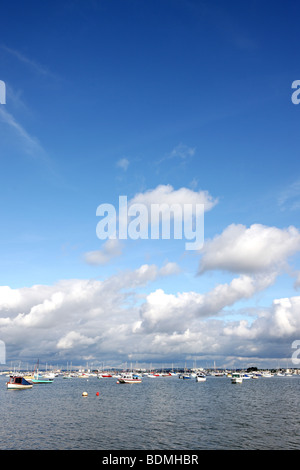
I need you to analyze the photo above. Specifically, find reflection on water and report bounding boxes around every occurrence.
[0,375,300,449]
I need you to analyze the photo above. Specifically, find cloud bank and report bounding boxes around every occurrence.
[1,220,300,368]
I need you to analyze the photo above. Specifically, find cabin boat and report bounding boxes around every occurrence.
[117,373,142,384]
[196,373,206,382]
[231,373,243,384]
[6,376,33,390]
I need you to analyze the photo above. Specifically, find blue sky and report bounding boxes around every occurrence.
[1,0,300,369]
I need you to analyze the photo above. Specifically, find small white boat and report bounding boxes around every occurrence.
[117,373,142,384]
[43,372,56,379]
[262,372,273,378]
[6,376,33,390]
[196,373,206,382]
[231,373,243,384]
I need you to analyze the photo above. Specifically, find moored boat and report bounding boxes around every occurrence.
[181,374,192,379]
[6,376,33,390]
[196,373,206,382]
[30,359,53,383]
[117,373,142,384]
[31,374,53,384]
[262,371,273,378]
[231,373,243,384]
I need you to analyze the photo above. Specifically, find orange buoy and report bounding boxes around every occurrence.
[96,392,99,396]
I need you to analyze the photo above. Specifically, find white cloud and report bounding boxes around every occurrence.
[0,268,298,367]
[85,184,217,263]
[57,331,99,350]
[0,263,181,364]
[294,271,300,290]
[1,222,300,367]
[137,272,276,334]
[224,296,300,340]
[129,184,218,214]
[84,239,122,265]
[168,143,196,160]
[157,143,196,165]
[199,223,300,275]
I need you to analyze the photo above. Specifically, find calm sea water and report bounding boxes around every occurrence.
[0,374,299,450]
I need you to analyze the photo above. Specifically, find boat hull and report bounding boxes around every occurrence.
[117,374,142,384]
[31,379,53,384]
[117,378,142,384]
[7,383,33,389]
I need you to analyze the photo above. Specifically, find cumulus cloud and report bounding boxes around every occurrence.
[2,220,300,368]
[86,184,217,263]
[137,272,276,334]
[199,223,300,275]
[223,296,300,341]
[0,263,181,364]
[57,331,100,350]
[1,270,299,367]
[130,184,218,214]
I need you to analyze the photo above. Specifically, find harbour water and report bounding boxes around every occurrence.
[0,373,299,450]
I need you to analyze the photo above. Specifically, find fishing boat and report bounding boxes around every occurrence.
[231,373,243,384]
[6,376,33,390]
[117,373,142,384]
[196,373,206,382]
